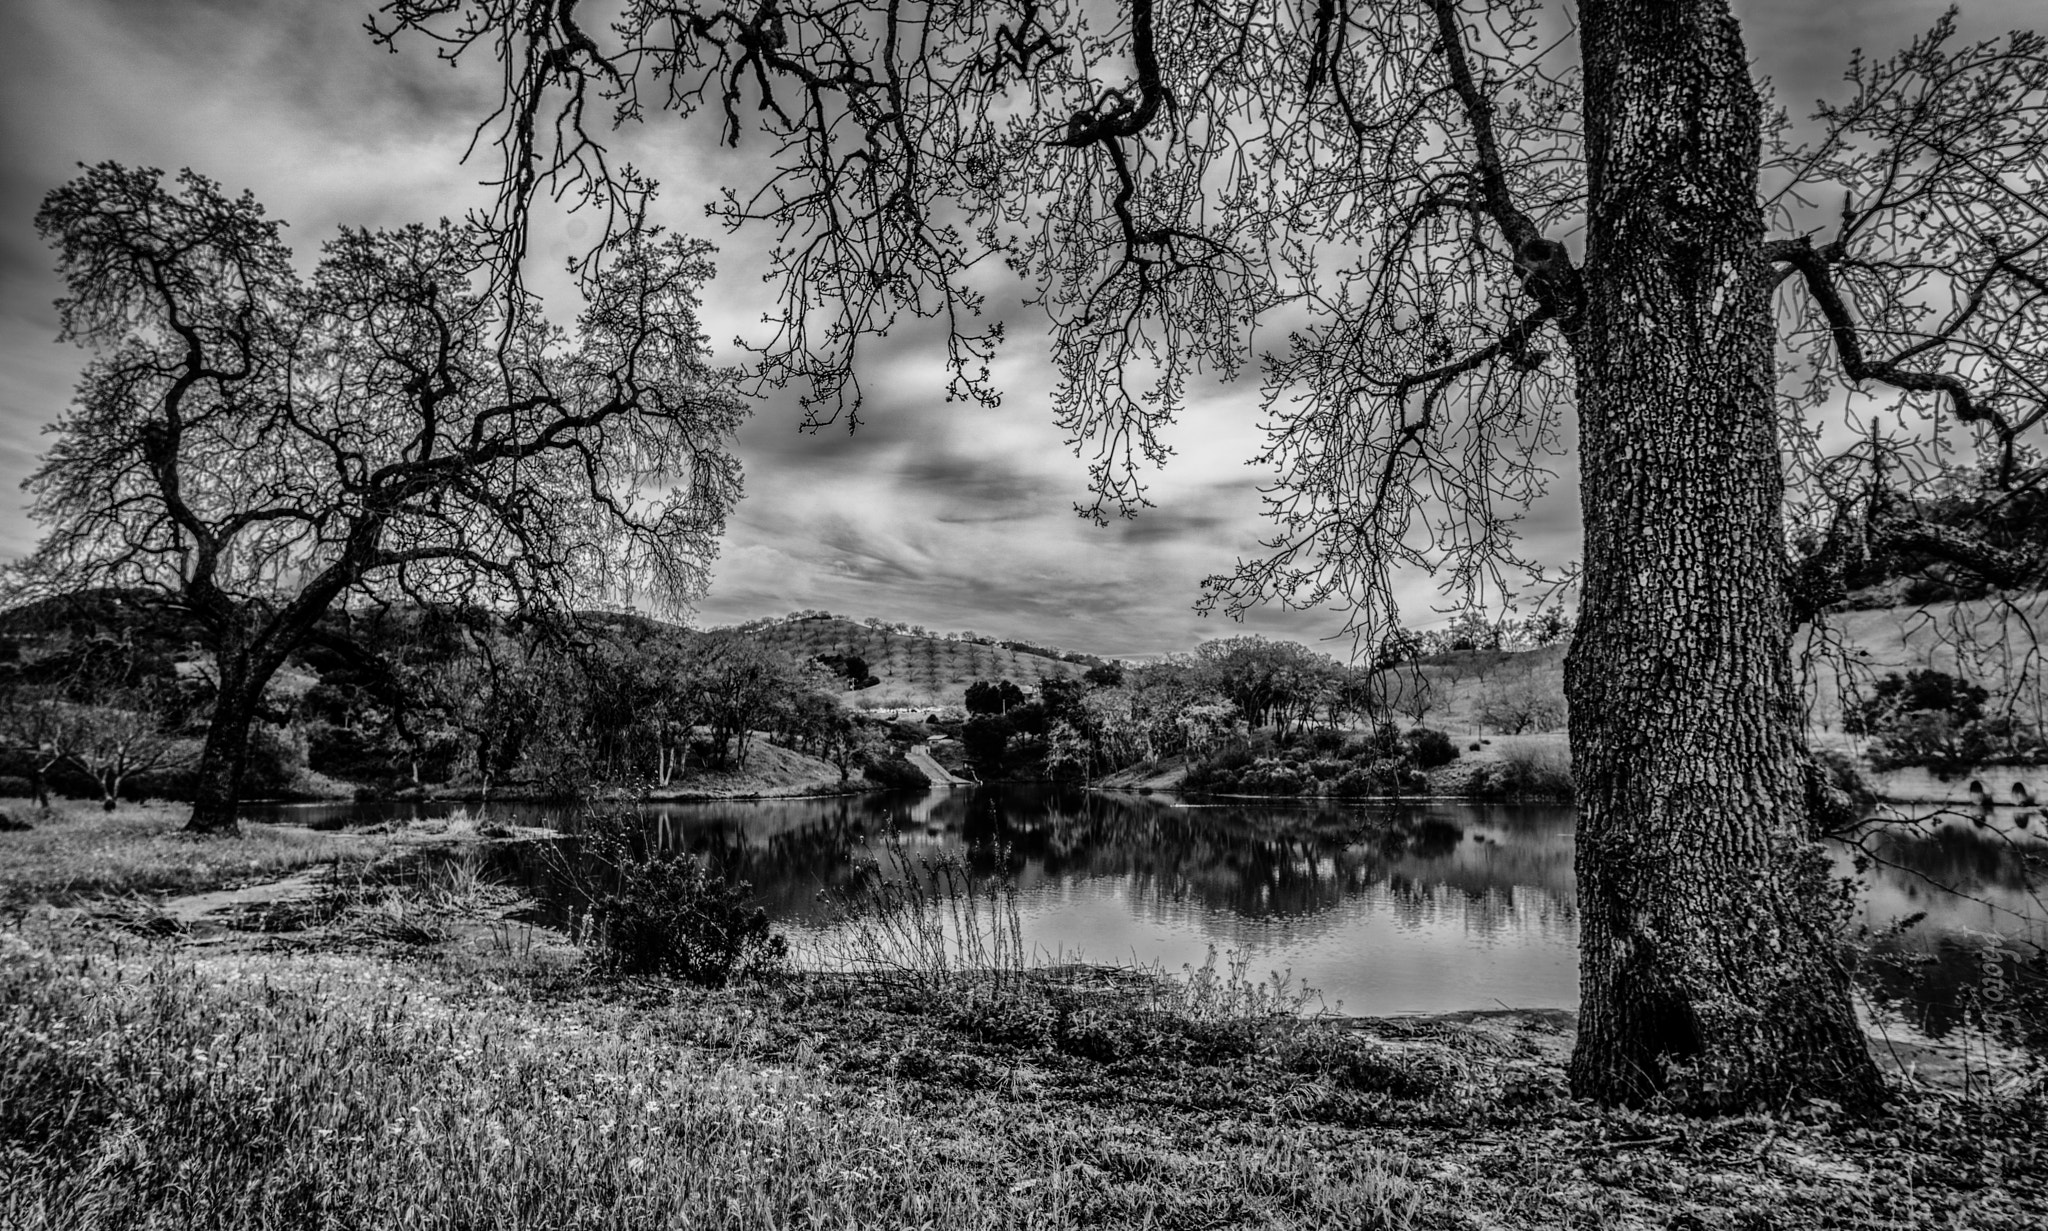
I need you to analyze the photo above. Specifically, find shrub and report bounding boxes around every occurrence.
[1236,759,1307,795]
[1304,728,1348,756]
[1305,757,1349,781]
[1329,766,1382,797]
[1468,745,1574,802]
[1402,727,1459,770]
[1183,746,1257,792]
[1846,669,1988,735]
[0,776,34,798]
[575,813,788,986]
[1329,758,1421,796]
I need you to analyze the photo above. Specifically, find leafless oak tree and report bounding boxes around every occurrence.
[10,165,746,833]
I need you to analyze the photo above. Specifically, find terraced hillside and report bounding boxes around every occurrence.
[736,615,1097,709]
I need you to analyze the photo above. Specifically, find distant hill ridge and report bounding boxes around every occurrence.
[726,613,1099,709]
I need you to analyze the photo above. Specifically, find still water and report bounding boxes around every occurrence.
[253,786,2045,1028]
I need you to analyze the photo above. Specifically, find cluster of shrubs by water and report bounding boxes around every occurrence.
[1181,725,1461,797]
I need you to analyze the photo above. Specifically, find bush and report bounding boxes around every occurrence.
[1343,724,1402,760]
[0,775,34,798]
[1468,745,1574,802]
[1847,669,1988,735]
[1235,759,1307,795]
[1183,746,1257,792]
[1401,727,1459,770]
[1304,728,1348,756]
[576,813,788,986]
[1329,766,1383,797]
[1330,758,1423,797]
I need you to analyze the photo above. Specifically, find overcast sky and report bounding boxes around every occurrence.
[0,1,2034,657]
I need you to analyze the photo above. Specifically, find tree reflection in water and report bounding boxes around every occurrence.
[249,787,2041,1027]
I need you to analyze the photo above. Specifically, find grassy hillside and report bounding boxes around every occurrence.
[737,616,1094,709]
[1389,593,2048,738]
[1797,595,2048,731]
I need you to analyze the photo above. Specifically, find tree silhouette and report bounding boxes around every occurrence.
[374,0,2048,1108]
[9,165,746,833]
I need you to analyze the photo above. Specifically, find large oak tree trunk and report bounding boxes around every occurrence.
[1566,0,1883,1109]
[185,653,265,836]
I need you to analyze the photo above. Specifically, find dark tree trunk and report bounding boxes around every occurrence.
[185,653,265,835]
[1566,0,1883,1110]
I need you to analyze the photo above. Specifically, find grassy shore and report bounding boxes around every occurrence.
[2,807,2043,1229]
[0,803,383,909]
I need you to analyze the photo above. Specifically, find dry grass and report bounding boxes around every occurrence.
[0,924,1003,1230]
[4,913,2042,1230]
[0,802,380,910]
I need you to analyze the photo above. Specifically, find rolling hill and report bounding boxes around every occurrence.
[734,615,1096,709]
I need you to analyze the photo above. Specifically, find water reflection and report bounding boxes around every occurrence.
[245,787,2042,1025]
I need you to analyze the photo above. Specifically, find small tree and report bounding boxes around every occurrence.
[1478,671,1566,735]
[8,167,746,833]
[62,696,192,811]
[0,691,89,809]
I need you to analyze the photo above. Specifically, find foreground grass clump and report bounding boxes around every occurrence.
[0,803,379,908]
[3,912,2045,1229]
[0,926,995,1230]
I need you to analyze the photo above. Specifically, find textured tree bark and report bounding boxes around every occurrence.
[184,651,263,836]
[1566,0,1884,1109]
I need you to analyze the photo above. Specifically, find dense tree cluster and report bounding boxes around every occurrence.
[0,597,908,803]
[953,634,1460,781]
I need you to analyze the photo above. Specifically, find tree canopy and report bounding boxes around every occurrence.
[373,0,2046,623]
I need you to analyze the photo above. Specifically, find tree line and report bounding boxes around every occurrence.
[0,596,905,806]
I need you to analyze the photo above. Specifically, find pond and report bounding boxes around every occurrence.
[247,786,2046,1032]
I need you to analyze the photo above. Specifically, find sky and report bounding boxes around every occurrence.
[0,0,2035,658]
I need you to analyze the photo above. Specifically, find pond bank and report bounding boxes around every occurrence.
[5,906,2041,1227]
[2,808,2043,1229]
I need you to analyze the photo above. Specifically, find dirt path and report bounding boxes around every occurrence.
[159,868,331,929]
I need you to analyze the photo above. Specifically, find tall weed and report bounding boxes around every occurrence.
[816,840,1025,999]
